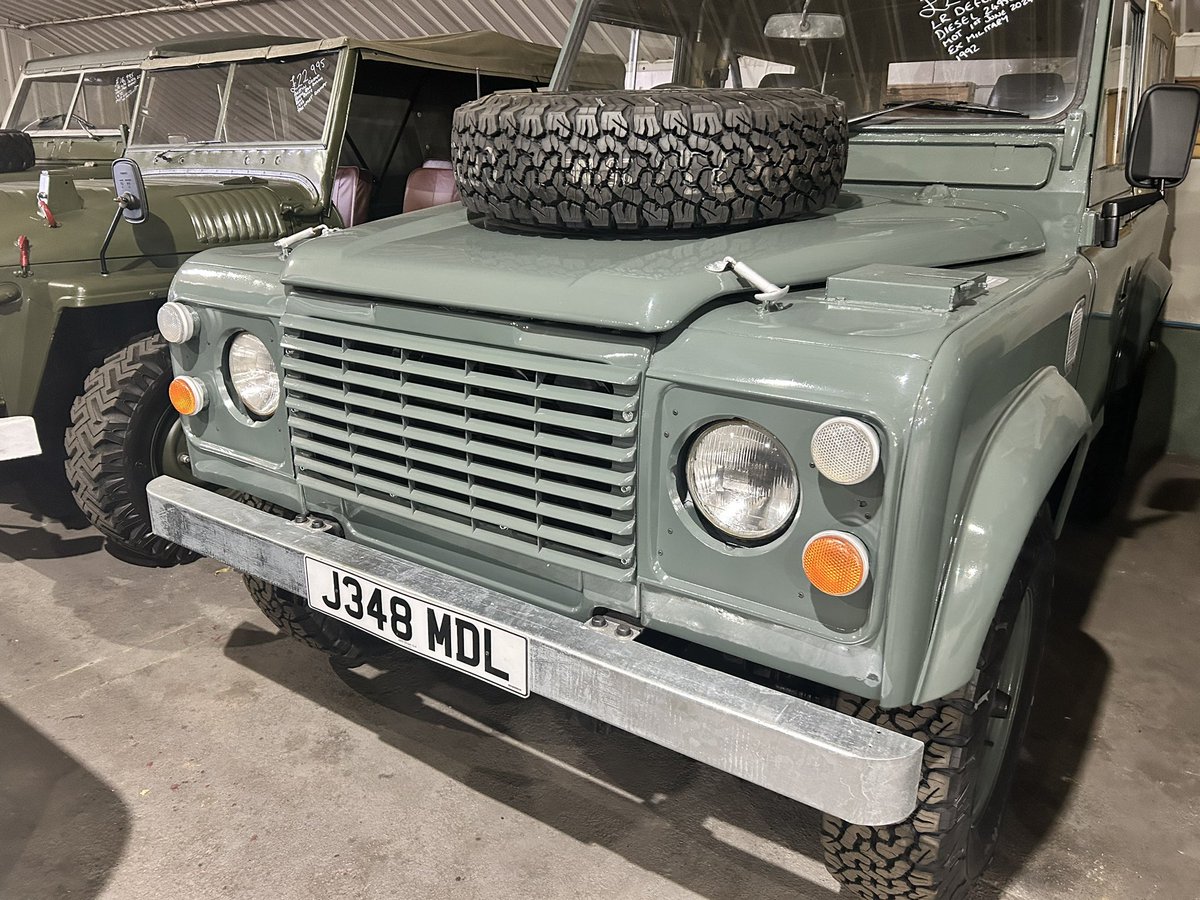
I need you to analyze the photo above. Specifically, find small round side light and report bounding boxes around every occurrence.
[803,531,870,597]
[811,417,881,485]
[157,301,198,344]
[168,376,207,417]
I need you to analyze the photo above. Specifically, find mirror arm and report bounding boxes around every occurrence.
[1099,183,1164,249]
[98,204,123,277]
[99,192,139,277]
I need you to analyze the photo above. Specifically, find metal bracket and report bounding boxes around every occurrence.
[586,614,642,642]
[276,224,340,259]
[291,514,337,534]
[706,256,791,309]
[1060,109,1086,171]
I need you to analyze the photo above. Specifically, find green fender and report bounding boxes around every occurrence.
[1116,256,1172,391]
[914,367,1091,704]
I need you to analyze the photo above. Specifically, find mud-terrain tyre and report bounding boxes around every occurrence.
[244,575,389,665]
[65,334,198,567]
[452,89,848,233]
[821,512,1053,900]
[0,130,35,174]
[237,496,389,665]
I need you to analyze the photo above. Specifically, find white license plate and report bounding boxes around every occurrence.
[304,558,529,696]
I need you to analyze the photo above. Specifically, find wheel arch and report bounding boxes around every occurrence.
[1113,255,1171,393]
[32,299,162,431]
[913,367,1090,705]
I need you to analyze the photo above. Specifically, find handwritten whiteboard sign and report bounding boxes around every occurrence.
[114,72,141,103]
[290,57,329,113]
[920,0,1038,61]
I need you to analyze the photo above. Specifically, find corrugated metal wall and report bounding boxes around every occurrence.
[1,0,579,107]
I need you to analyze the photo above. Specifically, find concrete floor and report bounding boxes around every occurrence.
[1,456,1198,900]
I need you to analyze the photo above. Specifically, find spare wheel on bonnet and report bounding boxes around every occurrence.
[451,87,848,233]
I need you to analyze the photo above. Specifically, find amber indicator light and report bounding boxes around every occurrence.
[803,531,869,597]
[169,377,204,417]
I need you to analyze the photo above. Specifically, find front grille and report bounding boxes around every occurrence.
[281,311,642,579]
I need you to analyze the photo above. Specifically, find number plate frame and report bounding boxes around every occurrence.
[303,557,529,696]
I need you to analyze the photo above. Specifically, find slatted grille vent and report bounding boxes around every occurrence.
[281,311,642,579]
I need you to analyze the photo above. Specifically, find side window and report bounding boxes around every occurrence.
[1096,0,1146,171]
[1090,0,1149,207]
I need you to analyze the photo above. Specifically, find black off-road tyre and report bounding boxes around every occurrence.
[237,496,389,665]
[0,130,35,174]
[65,334,198,567]
[821,513,1053,900]
[452,89,847,233]
[243,575,388,666]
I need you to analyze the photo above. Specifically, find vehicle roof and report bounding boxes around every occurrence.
[143,30,622,86]
[23,33,311,76]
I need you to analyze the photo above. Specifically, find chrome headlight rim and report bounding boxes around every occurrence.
[225,331,281,419]
[684,418,801,546]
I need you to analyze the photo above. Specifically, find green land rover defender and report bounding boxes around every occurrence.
[0,32,565,558]
[146,1,1197,896]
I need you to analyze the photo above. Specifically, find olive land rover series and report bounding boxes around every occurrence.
[0,32,570,548]
[0,34,300,461]
[146,1,1198,896]
[0,34,314,176]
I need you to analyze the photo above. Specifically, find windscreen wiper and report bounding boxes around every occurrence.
[850,99,1029,129]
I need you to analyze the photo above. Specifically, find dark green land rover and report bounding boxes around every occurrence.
[0,32,569,556]
[145,1,1198,896]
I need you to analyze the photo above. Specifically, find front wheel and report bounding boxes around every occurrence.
[244,575,387,665]
[821,513,1053,900]
[65,334,198,567]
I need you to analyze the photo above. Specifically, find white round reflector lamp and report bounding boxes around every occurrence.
[811,417,881,485]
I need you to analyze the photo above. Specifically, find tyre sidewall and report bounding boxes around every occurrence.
[121,347,176,524]
[0,130,35,174]
[967,528,1053,877]
[67,334,196,566]
[452,88,848,233]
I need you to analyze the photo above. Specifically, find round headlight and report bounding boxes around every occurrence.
[811,417,881,485]
[685,421,799,542]
[227,332,280,418]
[157,301,197,344]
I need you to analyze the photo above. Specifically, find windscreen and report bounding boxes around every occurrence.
[132,53,336,146]
[564,0,1094,121]
[7,69,140,133]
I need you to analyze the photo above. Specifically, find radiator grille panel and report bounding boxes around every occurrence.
[281,314,642,578]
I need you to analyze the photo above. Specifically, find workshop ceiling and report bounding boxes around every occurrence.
[1,0,579,57]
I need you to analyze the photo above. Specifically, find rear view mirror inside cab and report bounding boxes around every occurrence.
[764,13,846,41]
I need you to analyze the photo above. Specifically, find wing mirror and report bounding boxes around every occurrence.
[764,13,846,40]
[100,157,150,275]
[113,157,150,224]
[1101,83,1200,248]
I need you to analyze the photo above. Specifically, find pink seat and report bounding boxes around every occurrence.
[404,160,460,213]
[332,166,372,227]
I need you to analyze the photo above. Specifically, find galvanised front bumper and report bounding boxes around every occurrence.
[147,475,922,826]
